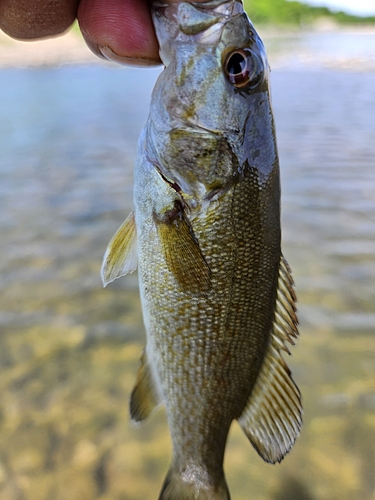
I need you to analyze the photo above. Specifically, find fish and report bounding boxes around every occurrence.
[102,1,302,499]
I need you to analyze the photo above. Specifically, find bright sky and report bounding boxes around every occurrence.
[304,0,375,16]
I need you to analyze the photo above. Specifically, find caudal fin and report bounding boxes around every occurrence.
[158,467,230,500]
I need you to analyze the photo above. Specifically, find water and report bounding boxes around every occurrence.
[0,30,374,500]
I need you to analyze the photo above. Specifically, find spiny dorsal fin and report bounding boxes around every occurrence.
[154,201,211,293]
[238,255,302,464]
[130,351,162,422]
[101,211,137,287]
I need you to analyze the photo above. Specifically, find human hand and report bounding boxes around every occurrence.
[0,0,209,67]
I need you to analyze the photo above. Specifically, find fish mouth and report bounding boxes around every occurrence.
[152,1,244,49]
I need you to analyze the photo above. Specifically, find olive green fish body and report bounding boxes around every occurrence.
[135,140,280,470]
[102,2,302,499]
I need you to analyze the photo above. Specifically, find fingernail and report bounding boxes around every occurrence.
[99,45,161,67]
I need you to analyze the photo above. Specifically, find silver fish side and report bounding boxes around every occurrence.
[102,2,302,499]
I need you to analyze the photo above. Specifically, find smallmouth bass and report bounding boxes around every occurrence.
[102,1,302,499]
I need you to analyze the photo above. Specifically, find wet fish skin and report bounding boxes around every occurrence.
[102,1,302,499]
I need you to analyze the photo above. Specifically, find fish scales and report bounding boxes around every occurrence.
[102,1,302,499]
[137,162,280,455]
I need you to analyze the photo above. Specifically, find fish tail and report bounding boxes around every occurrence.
[158,467,230,500]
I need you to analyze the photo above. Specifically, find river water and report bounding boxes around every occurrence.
[0,29,374,500]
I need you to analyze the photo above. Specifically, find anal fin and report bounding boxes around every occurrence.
[130,351,162,422]
[101,211,137,287]
[238,255,302,464]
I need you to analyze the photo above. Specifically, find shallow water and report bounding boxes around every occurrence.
[0,31,374,500]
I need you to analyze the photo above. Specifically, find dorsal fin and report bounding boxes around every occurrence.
[238,255,302,464]
[101,211,137,287]
[130,351,162,422]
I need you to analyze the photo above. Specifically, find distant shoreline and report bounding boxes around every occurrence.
[0,24,374,69]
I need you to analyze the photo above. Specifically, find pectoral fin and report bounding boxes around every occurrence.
[101,211,137,287]
[238,255,302,464]
[154,200,211,293]
[130,351,162,422]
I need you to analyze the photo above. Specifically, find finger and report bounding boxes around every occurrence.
[78,0,160,67]
[0,0,79,39]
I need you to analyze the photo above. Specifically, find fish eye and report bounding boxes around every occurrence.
[224,48,263,89]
